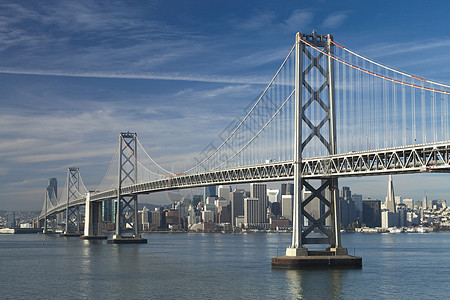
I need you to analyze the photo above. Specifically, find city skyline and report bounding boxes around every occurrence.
[1,1,450,210]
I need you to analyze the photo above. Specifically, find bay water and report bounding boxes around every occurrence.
[1,232,449,299]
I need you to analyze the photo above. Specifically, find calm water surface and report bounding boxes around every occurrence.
[1,232,449,299]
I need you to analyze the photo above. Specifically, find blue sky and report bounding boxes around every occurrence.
[1,1,450,210]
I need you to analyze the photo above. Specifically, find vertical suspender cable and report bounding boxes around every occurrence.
[343,50,347,153]
[412,84,416,144]
[421,86,426,143]
[393,73,397,147]
[402,77,407,145]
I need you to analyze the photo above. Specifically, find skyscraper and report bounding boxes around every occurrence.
[282,195,293,221]
[47,178,58,206]
[423,194,427,209]
[102,199,114,222]
[244,197,260,226]
[204,186,217,198]
[230,189,244,227]
[218,185,231,203]
[281,183,294,196]
[385,175,396,213]
[363,199,381,228]
[340,186,357,228]
[267,189,279,203]
[250,183,268,223]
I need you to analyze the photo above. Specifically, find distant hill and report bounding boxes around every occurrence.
[137,203,171,211]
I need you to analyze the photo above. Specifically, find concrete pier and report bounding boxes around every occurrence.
[272,251,362,269]
[107,235,147,244]
[60,232,82,237]
[80,235,107,240]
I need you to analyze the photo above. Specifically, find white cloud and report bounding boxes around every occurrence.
[281,9,314,32]
[238,11,276,31]
[0,68,269,85]
[359,39,450,59]
[321,11,350,29]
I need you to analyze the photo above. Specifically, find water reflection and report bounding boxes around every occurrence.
[284,269,345,299]
[79,242,93,299]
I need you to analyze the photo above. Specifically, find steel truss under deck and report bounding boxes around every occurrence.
[39,141,450,221]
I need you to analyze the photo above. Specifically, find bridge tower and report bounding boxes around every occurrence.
[108,132,147,243]
[287,31,347,257]
[62,167,82,236]
[42,189,56,233]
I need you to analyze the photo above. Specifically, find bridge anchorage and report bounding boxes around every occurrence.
[272,31,361,268]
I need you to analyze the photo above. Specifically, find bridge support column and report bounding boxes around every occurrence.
[81,193,107,240]
[43,217,48,234]
[107,132,147,244]
[62,168,82,237]
[41,191,57,234]
[273,31,360,268]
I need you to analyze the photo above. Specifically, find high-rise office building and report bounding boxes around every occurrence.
[138,206,150,231]
[352,194,363,218]
[217,205,231,224]
[192,195,203,207]
[244,197,260,226]
[165,209,180,226]
[381,210,397,228]
[403,198,414,210]
[423,194,427,209]
[218,185,231,203]
[267,189,280,203]
[340,186,357,228]
[282,195,293,221]
[204,186,217,198]
[397,203,407,227]
[151,210,163,229]
[187,205,198,227]
[385,175,396,213]
[230,189,245,227]
[271,202,282,217]
[250,183,268,223]
[431,199,447,209]
[47,178,58,205]
[363,199,381,228]
[281,183,294,196]
[202,210,215,223]
[102,199,114,222]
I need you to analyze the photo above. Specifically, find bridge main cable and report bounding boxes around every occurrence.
[299,38,450,95]
[331,40,450,90]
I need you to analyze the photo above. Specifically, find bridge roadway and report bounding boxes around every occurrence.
[41,141,450,218]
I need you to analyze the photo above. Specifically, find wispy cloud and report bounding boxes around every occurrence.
[321,11,350,29]
[360,39,450,59]
[238,11,276,31]
[0,69,269,85]
[281,9,314,32]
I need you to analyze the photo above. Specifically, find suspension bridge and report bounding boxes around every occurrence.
[36,31,450,265]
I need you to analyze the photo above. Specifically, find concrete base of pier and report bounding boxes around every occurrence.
[272,250,362,269]
[80,235,108,240]
[107,235,147,244]
[60,232,82,237]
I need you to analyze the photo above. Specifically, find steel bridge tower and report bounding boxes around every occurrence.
[42,189,56,234]
[287,31,347,256]
[108,132,147,243]
[62,167,82,236]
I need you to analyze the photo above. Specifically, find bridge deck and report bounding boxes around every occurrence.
[40,141,450,219]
